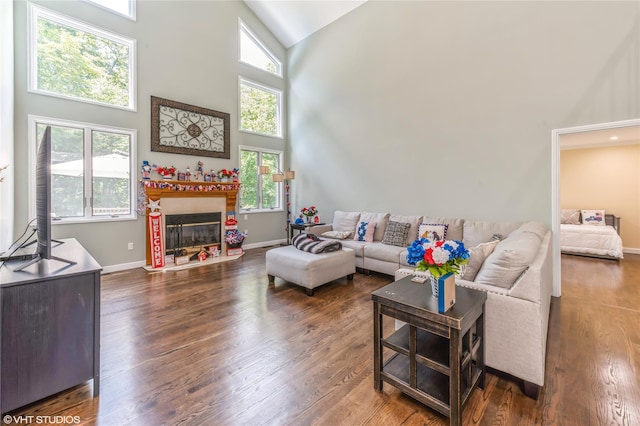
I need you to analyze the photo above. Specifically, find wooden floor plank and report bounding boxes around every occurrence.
[4,249,640,425]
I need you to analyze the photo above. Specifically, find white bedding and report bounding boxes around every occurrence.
[560,224,624,259]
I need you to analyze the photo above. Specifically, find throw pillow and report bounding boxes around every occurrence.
[461,240,500,281]
[560,209,581,225]
[382,221,411,247]
[354,221,376,242]
[418,223,448,241]
[581,209,605,226]
[331,211,361,236]
[321,230,351,240]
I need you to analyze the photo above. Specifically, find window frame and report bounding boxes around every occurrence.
[28,114,138,224]
[28,3,137,111]
[238,19,282,78]
[238,77,283,139]
[238,145,284,214]
[85,0,136,21]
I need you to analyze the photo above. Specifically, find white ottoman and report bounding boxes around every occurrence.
[266,245,356,296]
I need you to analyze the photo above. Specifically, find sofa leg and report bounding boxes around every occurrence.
[305,288,315,296]
[268,274,275,284]
[347,274,354,281]
[522,381,540,400]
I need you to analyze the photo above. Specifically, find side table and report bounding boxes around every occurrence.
[371,275,486,425]
[289,222,325,244]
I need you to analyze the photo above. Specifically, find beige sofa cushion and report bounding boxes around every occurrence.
[474,222,545,289]
[360,212,390,241]
[463,221,521,248]
[462,239,500,281]
[364,242,404,263]
[331,211,361,237]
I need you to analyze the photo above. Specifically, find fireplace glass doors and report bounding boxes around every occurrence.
[165,212,221,259]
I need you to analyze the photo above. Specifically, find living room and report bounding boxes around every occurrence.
[1,0,639,424]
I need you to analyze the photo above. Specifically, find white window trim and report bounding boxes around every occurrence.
[28,114,138,224]
[84,0,136,21]
[28,3,137,111]
[239,145,284,214]
[238,76,283,139]
[238,19,282,78]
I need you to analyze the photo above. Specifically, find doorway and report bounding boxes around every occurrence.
[551,118,640,297]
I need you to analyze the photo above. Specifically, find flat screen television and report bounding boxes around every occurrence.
[14,125,75,271]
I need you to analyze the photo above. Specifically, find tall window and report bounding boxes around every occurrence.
[239,20,281,77]
[87,0,136,20]
[29,4,136,110]
[239,146,282,212]
[29,115,137,222]
[239,78,282,138]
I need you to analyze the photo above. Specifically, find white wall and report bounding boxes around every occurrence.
[12,0,287,268]
[288,1,640,226]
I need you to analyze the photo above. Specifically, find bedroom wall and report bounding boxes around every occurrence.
[288,1,640,229]
[560,144,640,251]
[12,1,286,269]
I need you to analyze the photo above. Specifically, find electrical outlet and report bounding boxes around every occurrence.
[244,229,248,234]
[244,214,248,220]
[127,242,134,250]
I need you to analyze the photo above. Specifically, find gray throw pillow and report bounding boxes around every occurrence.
[382,221,411,247]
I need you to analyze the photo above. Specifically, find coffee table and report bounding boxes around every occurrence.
[371,275,486,425]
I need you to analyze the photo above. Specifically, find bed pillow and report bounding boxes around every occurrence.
[418,223,448,241]
[354,221,376,242]
[561,209,581,225]
[581,209,605,226]
[382,221,411,247]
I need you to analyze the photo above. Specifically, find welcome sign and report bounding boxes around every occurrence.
[148,212,165,268]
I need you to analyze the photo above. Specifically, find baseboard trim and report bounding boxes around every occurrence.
[101,239,287,274]
[623,247,640,255]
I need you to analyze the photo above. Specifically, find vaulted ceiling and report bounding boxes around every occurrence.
[244,0,367,48]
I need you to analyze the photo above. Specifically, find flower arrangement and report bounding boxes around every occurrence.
[406,238,470,280]
[155,165,176,178]
[301,206,318,217]
[217,169,234,179]
[224,229,247,245]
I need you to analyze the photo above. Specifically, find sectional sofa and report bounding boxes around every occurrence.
[308,211,553,399]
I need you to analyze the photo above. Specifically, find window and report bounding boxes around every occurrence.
[29,3,136,110]
[239,78,282,138]
[86,0,136,20]
[28,115,137,222]
[239,20,282,77]
[239,146,283,212]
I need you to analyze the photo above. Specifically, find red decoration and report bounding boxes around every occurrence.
[148,212,165,268]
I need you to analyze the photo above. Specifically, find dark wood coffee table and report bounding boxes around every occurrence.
[372,275,486,425]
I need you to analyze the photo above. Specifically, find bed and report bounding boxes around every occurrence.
[560,213,623,260]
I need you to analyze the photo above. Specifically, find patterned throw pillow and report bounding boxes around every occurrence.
[418,223,448,241]
[560,209,581,225]
[581,209,605,226]
[382,221,411,247]
[354,221,376,242]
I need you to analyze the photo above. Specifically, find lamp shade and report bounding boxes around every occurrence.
[272,173,284,182]
[258,165,270,175]
[284,170,296,180]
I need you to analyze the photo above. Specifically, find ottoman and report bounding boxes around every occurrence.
[266,245,356,295]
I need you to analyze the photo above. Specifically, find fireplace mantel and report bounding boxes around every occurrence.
[142,180,241,265]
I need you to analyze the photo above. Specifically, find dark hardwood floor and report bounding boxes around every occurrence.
[4,249,640,425]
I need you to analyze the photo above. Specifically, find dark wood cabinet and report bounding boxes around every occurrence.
[0,239,101,414]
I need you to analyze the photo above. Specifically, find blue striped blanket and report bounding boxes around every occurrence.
[292,233,342,254]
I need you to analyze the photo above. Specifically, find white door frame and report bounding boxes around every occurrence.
[551,118,640,297]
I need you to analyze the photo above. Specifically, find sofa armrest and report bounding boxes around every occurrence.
[307,224,332,236]
[509,231,552,303]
